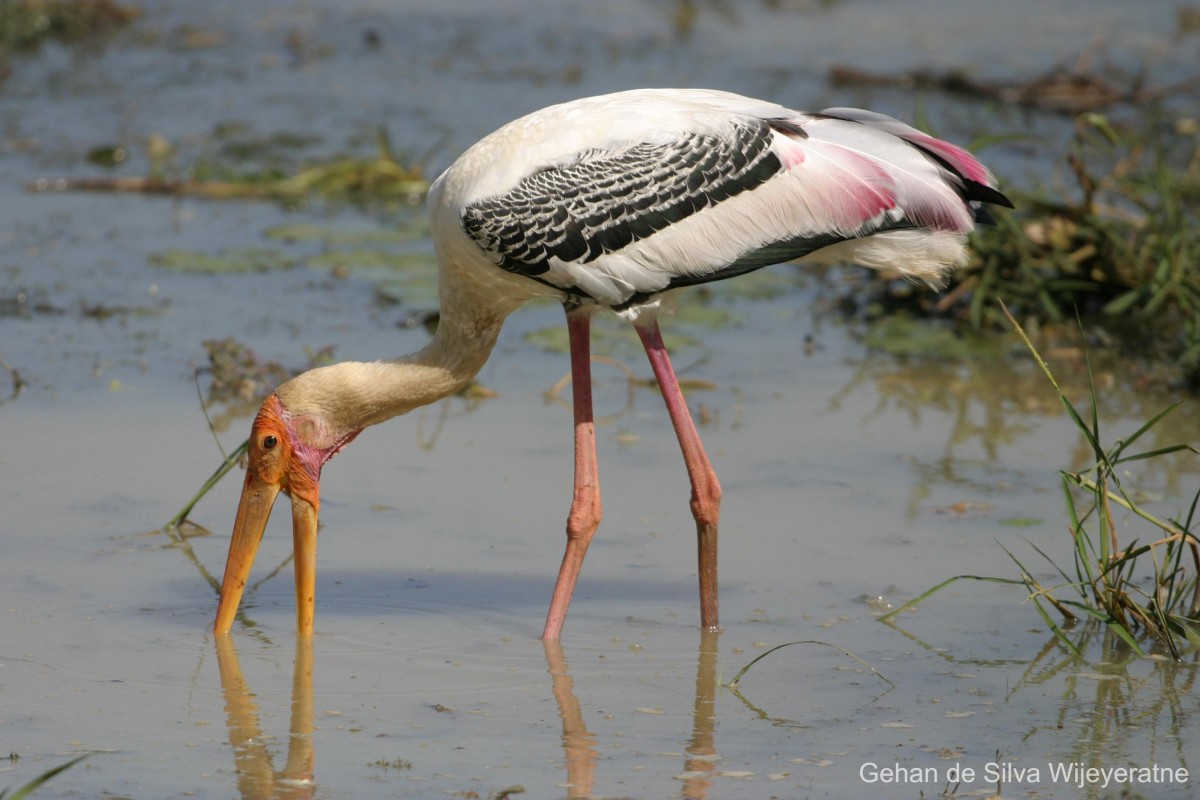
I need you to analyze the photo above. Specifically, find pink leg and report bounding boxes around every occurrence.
[636,318,722,631]
[543,308,603,640]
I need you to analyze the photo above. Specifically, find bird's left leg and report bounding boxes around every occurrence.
[635,318,722,631]
[543,307,603,640]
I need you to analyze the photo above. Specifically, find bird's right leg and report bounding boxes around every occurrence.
[543,307,602,640]
[636,318,722,632]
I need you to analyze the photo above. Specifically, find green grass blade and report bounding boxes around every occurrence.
[1145,544,1183,659]
[997,544,1082,654]
[1060,474,1095,593]
[1062,474,1102,592]
[1108,402,1181,463]
[1081,330,1103,460]
[0,755,88,800]
[1113,443,1198,465]
[165,439,249,529]
[1070,471,1191,538]
[1028,594,1082,656]
[997,542,1078,623]
[1103,619,1146,655]
[1020,534,1077,588]
[725,640,894,689]
[878,575,1027,622]
[999,301,1103,456]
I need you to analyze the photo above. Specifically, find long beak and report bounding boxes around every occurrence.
[213,473,281,635]
[213,469,322,636]
[291,494,319,636]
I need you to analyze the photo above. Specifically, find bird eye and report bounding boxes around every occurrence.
[262,434,279,450]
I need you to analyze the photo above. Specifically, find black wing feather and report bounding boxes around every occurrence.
[462,119,786,286]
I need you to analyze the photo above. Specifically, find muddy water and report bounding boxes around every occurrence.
[2,1,1198,798]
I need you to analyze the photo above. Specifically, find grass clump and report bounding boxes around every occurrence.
[967,113,1200,374]
[883,306,1200,658]
[847,106,1200,387]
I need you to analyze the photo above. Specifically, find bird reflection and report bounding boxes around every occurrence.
[214,636,315,800]
[544,629,721,799]
[214,631,722,799]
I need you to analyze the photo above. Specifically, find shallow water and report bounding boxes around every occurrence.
[2,1,1198,798]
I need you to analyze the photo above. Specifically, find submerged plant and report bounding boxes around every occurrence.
[883,307,1200,657]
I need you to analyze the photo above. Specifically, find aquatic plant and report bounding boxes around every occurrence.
[883,307,1200,658]
[29,126,431,208]
[1005,307,1200,657]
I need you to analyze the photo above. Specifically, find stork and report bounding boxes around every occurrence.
[212,88,1011,639]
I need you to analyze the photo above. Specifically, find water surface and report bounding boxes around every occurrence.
[2,1,1197,798]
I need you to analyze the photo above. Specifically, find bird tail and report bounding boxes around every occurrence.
[818,107,1013,212]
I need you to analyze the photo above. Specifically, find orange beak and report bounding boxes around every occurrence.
[213,472,320,636]
[213,395,323,637]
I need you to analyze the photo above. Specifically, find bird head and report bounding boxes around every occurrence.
[213,389,361,636]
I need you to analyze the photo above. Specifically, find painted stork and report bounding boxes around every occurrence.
[212,88,1011,639]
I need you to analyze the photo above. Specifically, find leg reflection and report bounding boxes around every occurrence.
[542,630,722,799]
[543,638,598,798]
[682,628,721,799]
[215,636,315,800]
